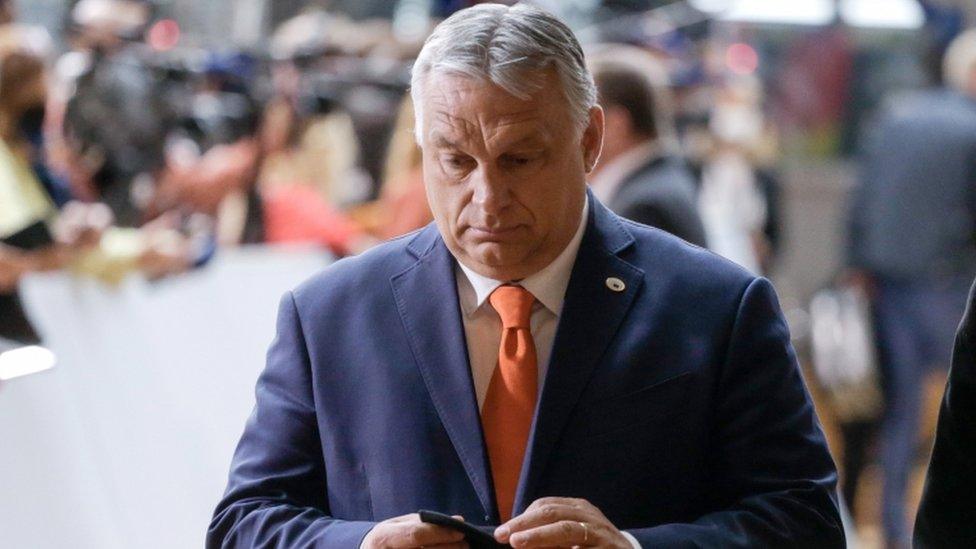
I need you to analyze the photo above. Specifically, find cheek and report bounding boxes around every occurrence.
[423,173,468,225]
[520,161,582,225]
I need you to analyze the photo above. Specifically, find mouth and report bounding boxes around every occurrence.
[467,225,522,241]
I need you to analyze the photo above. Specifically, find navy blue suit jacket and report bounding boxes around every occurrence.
[208,197,843,547]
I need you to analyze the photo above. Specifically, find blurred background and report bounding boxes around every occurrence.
[2,1,975,547]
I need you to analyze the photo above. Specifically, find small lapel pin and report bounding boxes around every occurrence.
[605,277,626,292]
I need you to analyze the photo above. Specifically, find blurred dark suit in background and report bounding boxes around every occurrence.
[847,30,976,546]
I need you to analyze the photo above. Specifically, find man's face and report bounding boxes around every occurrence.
[419,71,603,281]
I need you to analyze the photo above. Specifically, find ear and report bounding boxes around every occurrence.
[581,105,604,174]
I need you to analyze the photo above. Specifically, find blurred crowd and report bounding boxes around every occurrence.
[3,0,976,547]
[0,0,784,343]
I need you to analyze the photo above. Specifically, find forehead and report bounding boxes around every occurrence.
[420,71,569,145]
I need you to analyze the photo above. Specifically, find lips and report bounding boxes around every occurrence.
[468,225,522,240]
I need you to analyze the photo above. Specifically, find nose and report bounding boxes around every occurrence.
[470,165,512,216]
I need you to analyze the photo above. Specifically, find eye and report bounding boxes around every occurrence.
[501,153,540,169]
[442,154,473,171]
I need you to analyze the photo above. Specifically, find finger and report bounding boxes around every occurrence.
[496,503,590,540]
[508,520,590,549]
[524,497,587,513]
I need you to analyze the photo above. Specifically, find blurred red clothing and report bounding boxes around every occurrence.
[262,184,363,256]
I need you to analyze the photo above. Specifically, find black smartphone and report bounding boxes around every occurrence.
[418,510,510,548]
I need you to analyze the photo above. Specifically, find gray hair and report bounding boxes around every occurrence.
[410,3,597,142]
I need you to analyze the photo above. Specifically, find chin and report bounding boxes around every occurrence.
[462,247,529,279]
[472,243,524,264]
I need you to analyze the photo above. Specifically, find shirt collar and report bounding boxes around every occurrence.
[456,196,589,318]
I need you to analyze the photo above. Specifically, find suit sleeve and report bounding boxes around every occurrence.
[627,277,845,547]
[207,291,374,548]
[914,279,976,547]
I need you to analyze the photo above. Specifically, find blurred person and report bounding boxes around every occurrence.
[0,19,71,209]
[265,10,373,208]
[258,98,374,256]
[846,28,976,548]
[256,65,375,255]
[676,75,784,289]
[261,97,367,211]
[697,76,771,275]
[352,95,433,239]
[57,0,169,227]
[0,27,108,341]
[152,52,267,247]
[208,4,843,548]
[914,276,976,547]
[46,2,224,282]
[587,45,706,247]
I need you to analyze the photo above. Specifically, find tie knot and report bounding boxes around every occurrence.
[489,285,535,329]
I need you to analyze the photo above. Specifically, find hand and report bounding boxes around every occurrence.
[54,201,113,248]
[137,224,192,280]
[156,139,259,215]
[495,497,632,548]
[361,513,469,549]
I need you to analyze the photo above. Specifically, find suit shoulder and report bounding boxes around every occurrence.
[621,218,755,291]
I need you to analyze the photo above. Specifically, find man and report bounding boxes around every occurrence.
[915,277,976,547]
[846,28,976,548]
[209,4,843,547]
[61,0,167,228]
[587,47,707,248]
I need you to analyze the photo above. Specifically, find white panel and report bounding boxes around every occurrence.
[839,0,925,29]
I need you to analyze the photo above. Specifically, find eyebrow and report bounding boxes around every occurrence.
[429,132,462,149]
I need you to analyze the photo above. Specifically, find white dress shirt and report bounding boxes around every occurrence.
[453,197,643,548]
[455,198,589,409]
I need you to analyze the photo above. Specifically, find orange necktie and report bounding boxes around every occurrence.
[482,284,538,522]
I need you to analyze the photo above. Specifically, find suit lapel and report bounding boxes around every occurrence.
[515,198,645,514]
[391,226,495,518]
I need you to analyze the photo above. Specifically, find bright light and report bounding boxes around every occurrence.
[691,0,924,28]
[688,0,733,13]
[726,43,759,74]
[0,345,56,381]
[147,19,181,52]
[839,0,924,29]
[700,0,836,26]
